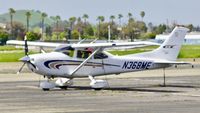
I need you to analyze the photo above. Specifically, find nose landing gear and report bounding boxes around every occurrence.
[40,77,73,91]
[40,80,56,91]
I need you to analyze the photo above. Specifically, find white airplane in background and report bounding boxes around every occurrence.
[7,26,189,91]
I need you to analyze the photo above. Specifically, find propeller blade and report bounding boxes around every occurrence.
[17,63,26,75]
[24,35,28,56]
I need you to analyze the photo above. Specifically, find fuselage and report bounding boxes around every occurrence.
[7,27,188,79]
[26,51,170,78]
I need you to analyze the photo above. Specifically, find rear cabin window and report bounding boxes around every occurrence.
[94,52,108,59]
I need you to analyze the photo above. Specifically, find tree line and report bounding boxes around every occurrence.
[0,8,199,44]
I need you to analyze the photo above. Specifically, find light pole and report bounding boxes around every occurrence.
[108,25,111,42]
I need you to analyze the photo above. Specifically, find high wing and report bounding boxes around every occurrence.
[71,41,160,49]
[7,40,64,48]
[7,40,159,49]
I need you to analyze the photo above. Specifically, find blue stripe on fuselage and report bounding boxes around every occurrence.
[44,60,120,69]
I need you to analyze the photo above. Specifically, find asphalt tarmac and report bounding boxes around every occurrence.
[0,62,200,113]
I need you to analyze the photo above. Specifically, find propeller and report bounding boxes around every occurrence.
[17,35,30,74]
[17,63,26,74]
[24,35,29,56]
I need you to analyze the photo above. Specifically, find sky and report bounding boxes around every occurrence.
[0,0,200,26]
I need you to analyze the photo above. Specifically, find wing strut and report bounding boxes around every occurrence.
[70,48,100,76]
[90,39,97,44]
[77,38,86,44]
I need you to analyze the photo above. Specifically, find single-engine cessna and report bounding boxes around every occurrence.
[7,26,189,90]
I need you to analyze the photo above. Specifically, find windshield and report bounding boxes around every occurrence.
[54,46,74,57]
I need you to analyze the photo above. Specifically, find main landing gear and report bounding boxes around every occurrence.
[39,77,73,91]
[55,78,73,89]
[88,75,109,90]
[39,75,108,91]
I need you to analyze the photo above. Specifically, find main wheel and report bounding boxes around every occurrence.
[42,88,50,91]
[59,86,68,90]
[93,88,102,91]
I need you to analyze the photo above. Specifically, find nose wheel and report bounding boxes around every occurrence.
[39,77,73,91]
[40,80,56,91]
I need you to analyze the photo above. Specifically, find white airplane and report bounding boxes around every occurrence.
[7,26,189,90]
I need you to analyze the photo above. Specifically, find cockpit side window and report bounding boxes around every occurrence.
[63,50,74,57]
[77,50,91,59]
[76,48,93,59]
[55,46,74,57]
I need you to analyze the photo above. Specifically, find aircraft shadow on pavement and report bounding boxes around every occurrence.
[159,84,200,88]
[66,85,182,93]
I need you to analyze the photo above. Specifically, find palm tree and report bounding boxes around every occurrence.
[100,16,105,22]
[41,12,47,40]
[97,16,105,23]
[9,8,16,39]
[109,15,115,40]
[140,11,145,21]
[128,12,132,21]
[97,16,104,38]
[82,14,89,24]
[77,17,82,24]
[68,17,76,39]
[118,14,123,39]
[69,17,76,29]
[55,15,61,40]
[110,15,115,24]
[55,15,61,26]
[118,14,123,26]
[25,11,31,32]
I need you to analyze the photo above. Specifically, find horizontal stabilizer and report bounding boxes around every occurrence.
[154,60,190,65]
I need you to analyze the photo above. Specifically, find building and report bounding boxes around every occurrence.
[0,23,6,29]
[155,33,200,45]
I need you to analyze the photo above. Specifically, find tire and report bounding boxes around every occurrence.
[59,86,68,90]
[42,88,50,91]
[94,88,102,91]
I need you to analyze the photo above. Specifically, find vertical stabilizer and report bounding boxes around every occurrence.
[131,27,189,61]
